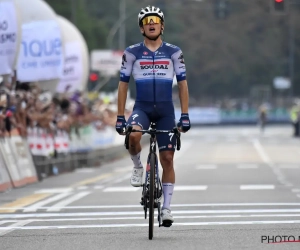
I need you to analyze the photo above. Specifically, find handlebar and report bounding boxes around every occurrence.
[124,125,181,151]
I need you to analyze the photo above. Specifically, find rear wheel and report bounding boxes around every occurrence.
[148,153,156,240]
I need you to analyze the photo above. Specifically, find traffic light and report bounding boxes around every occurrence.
[87,71,100,91]
[274,0,285,11]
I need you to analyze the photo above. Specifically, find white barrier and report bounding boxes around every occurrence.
[0,147,12,192]
[0,130,38,188]
[9,136,38,185]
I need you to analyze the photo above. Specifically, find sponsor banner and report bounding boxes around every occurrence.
[69,125,119,153]
[56,41,83,93]
[0,148,12,192]
[17,20,63,82]
[0,1,18,75]
[91,50,123,77]
[0,136,25,187]
[9,136,38,184]
[175,107,221,124]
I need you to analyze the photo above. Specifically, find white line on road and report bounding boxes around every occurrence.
[0,220,32,236]
[103,187,141,192]
[77,186,88,190]
[23,193,72,213]
[102,185,208,192]
[2,203,300,211]
[46,192,91,212]
[292,189,300,193]
[195,165,217,169]
[174,186,208,191]
[75,168,95,173]
[3,209,300,218]
[252,139,292,186]
[3,213,300,223]
[35,188,73,194]
[240,185,275,190]
[252,139,272,164]
[2,220,300,230]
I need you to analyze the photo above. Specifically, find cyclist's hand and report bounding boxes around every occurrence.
[115,115,127,135]
[177,113,191,133]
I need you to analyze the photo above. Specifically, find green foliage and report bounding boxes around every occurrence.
[45,0,300,98]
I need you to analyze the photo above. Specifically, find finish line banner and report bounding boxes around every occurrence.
[17,20,63,82]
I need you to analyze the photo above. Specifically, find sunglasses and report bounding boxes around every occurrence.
[141,16,161,25]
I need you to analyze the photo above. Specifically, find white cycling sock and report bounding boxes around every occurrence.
[130,152,143,169]
[162,183,174,210]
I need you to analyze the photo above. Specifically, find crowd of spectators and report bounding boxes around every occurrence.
[0,77,133,139]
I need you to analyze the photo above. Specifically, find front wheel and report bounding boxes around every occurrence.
[148,153,156,240]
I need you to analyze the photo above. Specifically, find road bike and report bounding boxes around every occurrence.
[125,123,181,240]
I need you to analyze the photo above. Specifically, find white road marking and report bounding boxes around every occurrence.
[35,188,73,194]
[252,139,292,186]
[75,168,95,173]
[94,185,104,189]
[2,220,300,230]
[77,186,88,190]
[174,186,208,191]
[0,220,32,236]
[2,203,300,211]
[237,164,258,169]
[292,189,300,193]
[252,139,272,164]
[103,187,141,192]
[240,185,275,190]
[297,194,300,199]
[196,165,217,169]
[3,209,300,219]
[3,213,300,223]
[46,192,91,212]
[23,193,72,213]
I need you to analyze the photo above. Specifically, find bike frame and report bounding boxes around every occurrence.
[125,123,180,240]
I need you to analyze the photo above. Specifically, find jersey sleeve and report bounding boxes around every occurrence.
[119,49,136,83]
[171,49,186,82]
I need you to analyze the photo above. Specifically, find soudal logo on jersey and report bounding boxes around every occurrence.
[140,61,169,70]
[182,120,190,125]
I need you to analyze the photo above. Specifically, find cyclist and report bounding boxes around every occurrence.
[115,5,190,226]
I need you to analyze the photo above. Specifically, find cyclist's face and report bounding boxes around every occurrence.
[141,17,163,38]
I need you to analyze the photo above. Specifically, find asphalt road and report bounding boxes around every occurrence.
[1,125,300,250]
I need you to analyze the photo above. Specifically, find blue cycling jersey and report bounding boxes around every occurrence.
[119,42,186,103]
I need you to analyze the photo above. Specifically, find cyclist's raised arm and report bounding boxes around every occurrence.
[117,49,136,116]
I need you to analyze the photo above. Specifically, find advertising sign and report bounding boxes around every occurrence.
[56,41,82,92]
[17,20,63,82]
[91,50,123,77]
[0,1,18,75]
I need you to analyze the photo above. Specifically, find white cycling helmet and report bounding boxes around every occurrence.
[138,6,164,26]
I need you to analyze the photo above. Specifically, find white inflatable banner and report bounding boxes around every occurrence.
[17,20,63,81]
[56,41,82,92]
[0,1,18,75]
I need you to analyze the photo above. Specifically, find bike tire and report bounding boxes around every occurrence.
[148,153,156,240]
